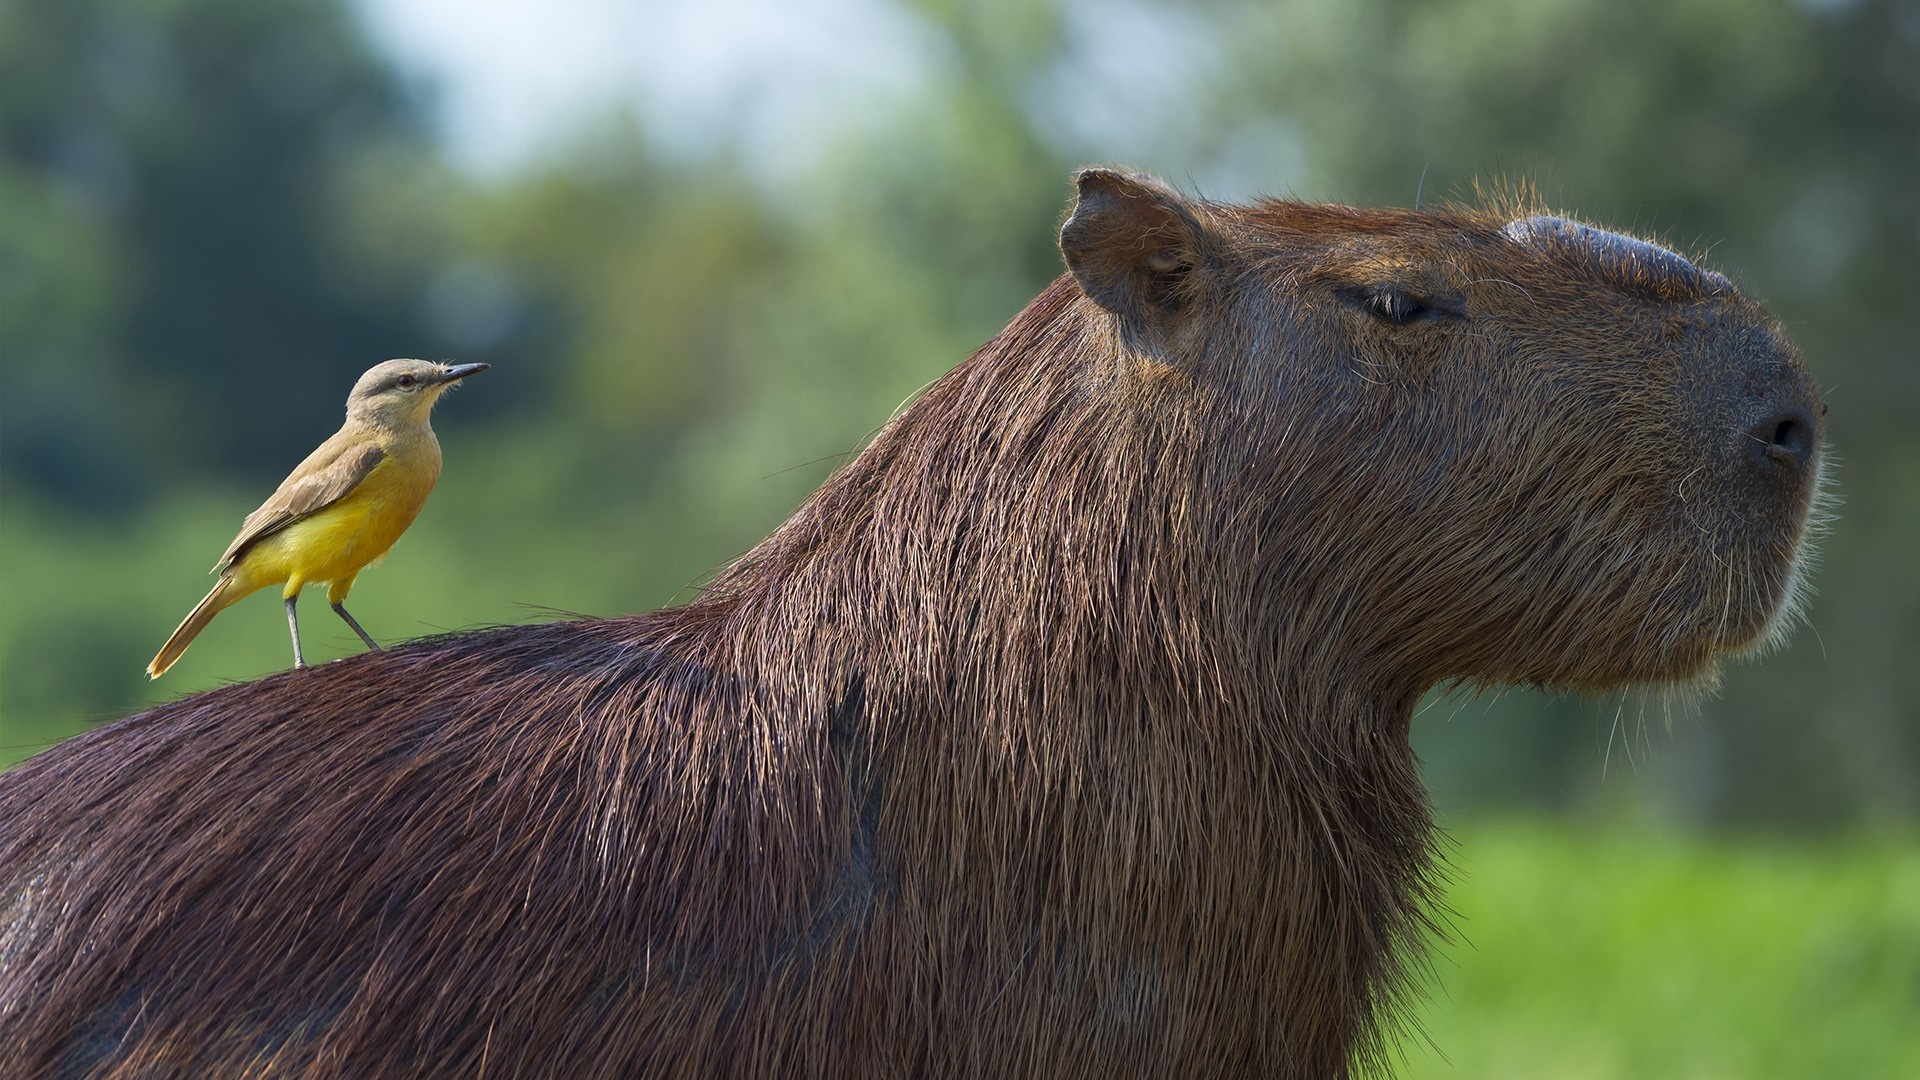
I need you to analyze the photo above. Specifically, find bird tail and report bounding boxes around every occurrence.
[148,577,238,679]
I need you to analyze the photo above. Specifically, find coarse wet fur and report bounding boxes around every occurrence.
[0,170,1825,1078]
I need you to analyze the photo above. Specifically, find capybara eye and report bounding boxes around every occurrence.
[1373,290,1424,323]
[1337,284,1464,325]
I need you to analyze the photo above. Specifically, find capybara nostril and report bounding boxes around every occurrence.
[1749,405,1816,471]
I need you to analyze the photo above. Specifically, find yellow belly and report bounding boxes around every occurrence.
[231,457,435,599]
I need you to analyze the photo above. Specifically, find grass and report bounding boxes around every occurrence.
[1399,821,1920,1079]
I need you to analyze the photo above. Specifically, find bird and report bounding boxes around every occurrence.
[147,358,489,678]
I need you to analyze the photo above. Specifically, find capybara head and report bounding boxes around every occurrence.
[1060,169,1823,696]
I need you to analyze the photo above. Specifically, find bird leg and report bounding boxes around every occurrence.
[285,596,306,669]
[332,602,381,651]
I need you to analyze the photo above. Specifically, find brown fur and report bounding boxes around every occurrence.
[0,170,1823,1078]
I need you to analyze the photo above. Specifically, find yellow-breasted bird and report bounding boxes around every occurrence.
[147,358,489,678]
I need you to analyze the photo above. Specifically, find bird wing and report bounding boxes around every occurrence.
[214,436,387,572]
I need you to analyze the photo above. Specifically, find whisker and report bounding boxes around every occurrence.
[1463,276,1535,301]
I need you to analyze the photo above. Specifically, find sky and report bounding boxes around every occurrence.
[346,0,1251,197]
[350,0,935,179]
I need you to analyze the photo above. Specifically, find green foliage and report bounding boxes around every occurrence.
[0,0,480,508]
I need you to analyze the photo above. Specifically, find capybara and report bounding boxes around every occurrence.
[0,169,1825,1078]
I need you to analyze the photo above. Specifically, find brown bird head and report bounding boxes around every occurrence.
[345,358,489,427]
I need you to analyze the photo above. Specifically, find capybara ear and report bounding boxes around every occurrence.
[1060,168,1214,324]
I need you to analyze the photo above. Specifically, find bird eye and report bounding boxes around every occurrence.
[396,375,417,389]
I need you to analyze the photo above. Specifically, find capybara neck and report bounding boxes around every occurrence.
[695,275,1437,1070]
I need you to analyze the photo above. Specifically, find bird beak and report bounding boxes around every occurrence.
[436,362,490,385]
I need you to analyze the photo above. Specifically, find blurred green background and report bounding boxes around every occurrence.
[1,0,1915,1073]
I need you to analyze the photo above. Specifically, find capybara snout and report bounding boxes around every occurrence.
[1501,213,1823,484]
[1495,216,1827,666]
